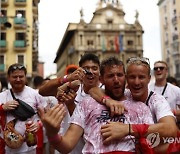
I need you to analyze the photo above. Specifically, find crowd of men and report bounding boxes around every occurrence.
[0,53,180,154]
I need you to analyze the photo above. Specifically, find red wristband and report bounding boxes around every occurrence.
[101,95,110,104]
[48,134,61,143]
[132,124,149,137]
[63,75,68,83]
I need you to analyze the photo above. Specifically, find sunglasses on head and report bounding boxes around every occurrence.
[11,65,25,71]
[127,57,150,65]
[153,66,165,71]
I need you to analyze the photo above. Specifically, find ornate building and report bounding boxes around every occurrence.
[0,0,40,87]
[158,0,180,80]
[54,0,144,76]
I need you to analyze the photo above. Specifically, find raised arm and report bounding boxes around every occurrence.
[89,87,126,116]
[38,103,83,153]
[39,68,85,96]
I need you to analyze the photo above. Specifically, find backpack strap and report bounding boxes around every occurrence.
[146,91,154,106]
[161,83,167,95]
[10,89,16,100]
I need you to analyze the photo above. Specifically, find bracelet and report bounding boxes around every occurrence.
[100,95,110,104]
[48,134,62,143]
[63,75,68,84]
[128,123,131,135]
[58,75,68,86]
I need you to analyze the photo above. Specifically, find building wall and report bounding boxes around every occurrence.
[0,0,40,84]
[158,0,180,79]
[55,2,144,76]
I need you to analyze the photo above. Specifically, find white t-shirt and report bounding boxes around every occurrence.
[125,89,174,123]
[0,86,47,154]
[149,82,180,110]
[69,83,104,154]
[71,96,154,153]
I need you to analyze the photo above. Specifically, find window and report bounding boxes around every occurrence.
[97,34,101,45]
[1,32,6,40]
[127,40,133,46]
[80,34,83,46]
[173,0,176,5]
[1,10,7,16]
[16,32,26,40]
[17,54,24,65]
[87,40,93,46]
[16,10,25,18]
[0,55,5,71]
[0,55,4,64]
[109,40,114,50]
[173,9,176,15]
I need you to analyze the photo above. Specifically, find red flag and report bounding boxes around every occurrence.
[114,36,119,53]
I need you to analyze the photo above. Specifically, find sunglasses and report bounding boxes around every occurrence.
[153,67,165,71]
[127,57,150,65]
[12,65,25,70]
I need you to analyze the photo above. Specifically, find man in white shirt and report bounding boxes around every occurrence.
[149,60,180,125]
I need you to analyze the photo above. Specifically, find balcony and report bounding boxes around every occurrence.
[172,16,177,25]
[1,0,9,6]
[14,0,26,6]
[0,17,8,29]
[14,17,26,28]
[0,64,5,72]
[0,40,7,51]
[173,34,178,41]
[14,40,26,51]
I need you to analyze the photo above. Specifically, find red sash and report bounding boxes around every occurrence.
[0,105,6,154]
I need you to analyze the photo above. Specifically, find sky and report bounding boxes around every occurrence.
[39,0,161,77]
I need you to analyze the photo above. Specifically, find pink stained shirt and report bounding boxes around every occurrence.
[71,96,154,154]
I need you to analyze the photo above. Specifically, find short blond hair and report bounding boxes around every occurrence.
[154,61,168,69]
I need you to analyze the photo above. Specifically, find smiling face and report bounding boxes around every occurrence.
[154,62,168,82]
[126,64,151,102]
[8,69,26,93]
[101,65,126,101]
[81,60,100,92]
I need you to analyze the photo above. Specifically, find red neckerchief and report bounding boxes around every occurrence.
[36,122,43,154]
[132,124,154,154]
[0,105,6,154]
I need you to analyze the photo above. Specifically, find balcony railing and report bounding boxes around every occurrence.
[0,40,7,47]
[14,40,26,51]
[0,17,7,24]
[0,64,5,72]
[14,0,26,6]
[172,16,177,25]
[173,34,178,41]
[14,40,25,47]
[14,17,26,24]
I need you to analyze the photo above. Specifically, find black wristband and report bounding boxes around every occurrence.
[128,123,131,135]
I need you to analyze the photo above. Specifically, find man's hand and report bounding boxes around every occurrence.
[67,68,85,82]
[26,121,40,133]
[2,100,19,111]
[105,99,127,117]
[101,122,129,144]
[38,104,66,137]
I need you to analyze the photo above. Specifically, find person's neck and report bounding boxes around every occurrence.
[155,79,167,87]
[83,82,100,94]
